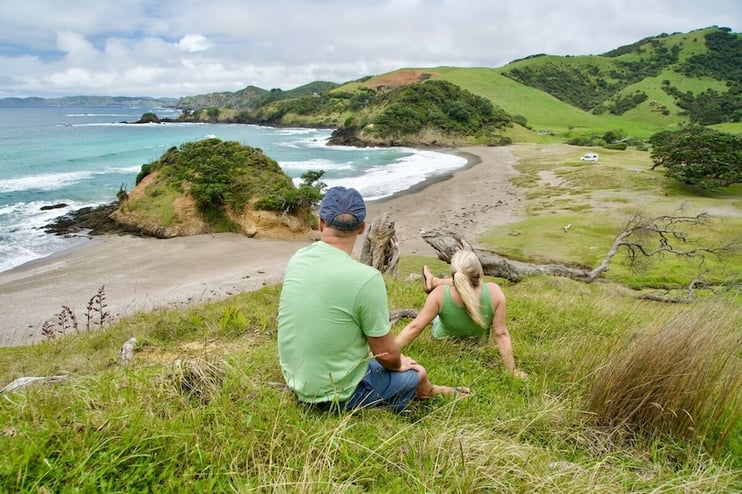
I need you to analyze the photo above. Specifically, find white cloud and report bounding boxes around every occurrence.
[55,31,99,61]
[177,34,212,53]
[0,0,739,97]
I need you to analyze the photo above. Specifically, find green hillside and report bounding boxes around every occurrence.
[174,26,741,142]
[432,27,740,139]
[424,66,603,135]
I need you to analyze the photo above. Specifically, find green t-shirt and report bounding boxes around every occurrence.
[432,284,494,339]
[277,241,390,403]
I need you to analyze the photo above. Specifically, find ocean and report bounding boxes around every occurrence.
[0,105,467,273]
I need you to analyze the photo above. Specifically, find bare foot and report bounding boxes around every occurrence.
[436,385,471,398]
[511,369,529,379]
[422,265,434,294]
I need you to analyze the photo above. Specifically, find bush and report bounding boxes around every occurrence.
[255,170,325,213]
[649,126,742,189]
[603,142,627,150]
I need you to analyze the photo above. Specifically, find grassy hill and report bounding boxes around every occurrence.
[175,26,741,143]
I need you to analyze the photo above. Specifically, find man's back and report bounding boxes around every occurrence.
[277,241,390,403]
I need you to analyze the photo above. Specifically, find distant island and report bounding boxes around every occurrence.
[0,95,177,107]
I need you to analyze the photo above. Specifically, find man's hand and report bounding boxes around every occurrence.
[398,354,424,373]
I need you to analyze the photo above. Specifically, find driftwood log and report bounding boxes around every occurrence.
[1,375,69,393]
[389,308,419,326]
[118,337,137,366]
[421,229,601,283]
[360,211,400,276]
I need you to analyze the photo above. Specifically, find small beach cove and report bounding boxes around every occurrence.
[0,145,522,347]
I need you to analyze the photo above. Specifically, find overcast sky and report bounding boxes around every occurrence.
[0,0,740,98]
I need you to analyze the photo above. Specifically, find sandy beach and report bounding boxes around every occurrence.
[0,145,523,347]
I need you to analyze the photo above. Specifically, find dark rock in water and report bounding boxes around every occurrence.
[44,202,138,236]
[40,203,68,211]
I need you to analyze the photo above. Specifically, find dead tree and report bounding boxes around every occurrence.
[360,211,400,276]
[422,212,738,292]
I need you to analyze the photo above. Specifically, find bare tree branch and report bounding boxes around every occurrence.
[421,212,739,293]
[637,275,708,303]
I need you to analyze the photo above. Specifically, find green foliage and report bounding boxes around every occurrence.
[244,89,356,126]
[129,138,313,230]
[565,128,637,150]
[662,83,742,124]
[505,31,685,113]
[162,138,291,214]
[679,28,742,82]
[178,81,339,114]
[649,126,742,189]
[368,80,513,140]
[505,37,680,113]
[607,90,649,115]
[135,162,153,185]
[254,170,325,213]
[659,29,742,124]
[219,306,248,334]
[505,61,622,112]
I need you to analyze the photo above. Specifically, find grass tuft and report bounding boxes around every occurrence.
[585,299,742,457]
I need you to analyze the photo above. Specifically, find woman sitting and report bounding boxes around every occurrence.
[395,250,528,379]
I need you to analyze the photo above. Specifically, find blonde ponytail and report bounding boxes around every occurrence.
[450,250,486,328]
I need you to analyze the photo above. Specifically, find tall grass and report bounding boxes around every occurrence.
[585,300,742,456]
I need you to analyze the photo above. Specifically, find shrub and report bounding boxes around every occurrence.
[603,143,627,150]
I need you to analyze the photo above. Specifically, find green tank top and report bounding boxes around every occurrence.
[432,284,495,339]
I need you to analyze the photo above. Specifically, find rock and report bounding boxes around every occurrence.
[44,202,143,236]
[40,203,68,211]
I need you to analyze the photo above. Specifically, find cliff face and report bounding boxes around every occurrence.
[110,192,315,240]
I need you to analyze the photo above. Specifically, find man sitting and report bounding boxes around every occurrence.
[277,186,469,412]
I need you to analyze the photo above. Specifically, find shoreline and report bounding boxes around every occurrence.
[0,145,523,347]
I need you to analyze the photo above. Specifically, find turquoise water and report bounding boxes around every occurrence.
[0,106,466,272]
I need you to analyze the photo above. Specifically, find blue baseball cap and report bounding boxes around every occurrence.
[319,186,366,229]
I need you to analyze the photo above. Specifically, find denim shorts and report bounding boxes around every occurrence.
[313,360,420,413]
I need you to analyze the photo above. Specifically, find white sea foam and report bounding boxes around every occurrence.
[107,165,143,174]
[0,171,96,193]
[276,128,320,136]
[323,149,468,200]
[0,200,95,272]
[281,158,353,172]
